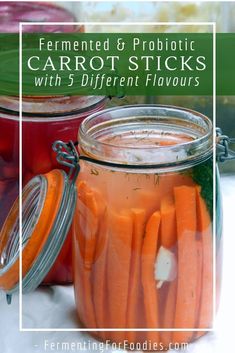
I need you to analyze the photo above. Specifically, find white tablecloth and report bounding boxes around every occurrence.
[0,175,234,353]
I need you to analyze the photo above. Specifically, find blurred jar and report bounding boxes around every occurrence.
[81,0,231,128]
[0,1,99,285]
[80,1,225,33]
[0,1,83,32]
[0,95,106,284]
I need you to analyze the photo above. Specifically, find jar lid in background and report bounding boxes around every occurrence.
[0,95,107,119]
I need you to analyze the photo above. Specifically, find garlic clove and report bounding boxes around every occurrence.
[154,246,177,288]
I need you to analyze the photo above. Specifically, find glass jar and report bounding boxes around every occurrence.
[0,104,226,346]
[72,105,222,349]
[81,1,225,32]
[0,0,85,285]
[0,1,81,32]
[0,0,84,228]
[0,96,106,285]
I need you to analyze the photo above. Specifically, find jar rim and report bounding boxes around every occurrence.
[0,96,107,121]
[78,104,213,171]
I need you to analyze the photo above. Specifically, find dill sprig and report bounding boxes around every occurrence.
[189,158,213,218]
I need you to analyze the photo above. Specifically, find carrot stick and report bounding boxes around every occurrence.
[84,191,99,270]
[161,280,177,347]
[77,181,100,267]
[127,209,146,342]
[195,186,213,333]
[173,186,198,343]
[77,180,89,200]
[160,194,177,347]
[76,182,100,328]
[194,238,203,339]
[106,210,133,342]
[141,211,161,342]
[75,181,89,258]
[137,190,159,218]
[93,209,109,331]
[82,190,99,328]
[92,188,107,219]
[72,182,89,325]
[160,194,176,249]
[73,222,86,326]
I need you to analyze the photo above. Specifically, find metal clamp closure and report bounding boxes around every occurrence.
[216,128,235,162]
[52,140,80,182]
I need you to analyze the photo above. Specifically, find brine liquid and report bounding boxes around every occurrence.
[0,118,19,228]
[73,131,219,349]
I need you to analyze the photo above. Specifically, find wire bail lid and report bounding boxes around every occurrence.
[0,169,77,303]
[216,128,235,162]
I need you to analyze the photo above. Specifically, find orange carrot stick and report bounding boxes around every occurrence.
[77,181,100,266]
[127,209,146,341]
[160,194,177,346]
[141,211,161,343]
[173,186,198,343]
[72,182,90,325]
[82,190,99,328]
[74,181,88,258]
[106,210,133,342]
[76,182,100,328]
[160,194,176,249]
[73,223,86,326]
[195,186,213,332]
[93,209,109,331]
[137,190,159,218]
[84,191,99,270]
[161,280,177,348]
[77,180,89,200]
[194,238,203,339]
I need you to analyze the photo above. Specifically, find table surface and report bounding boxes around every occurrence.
[0,175,234,353]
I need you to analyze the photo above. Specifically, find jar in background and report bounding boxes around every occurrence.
[0,1,82,32]
[0,0,87,285]
[0,0,83,228]
[72,105,222,349]
[0,95,106,284]
[80,1,223,32]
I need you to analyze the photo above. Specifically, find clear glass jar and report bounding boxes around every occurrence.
[73,105,222,349]
[0,96,106,285]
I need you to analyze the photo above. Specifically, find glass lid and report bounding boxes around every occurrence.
[0,169,76,301]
